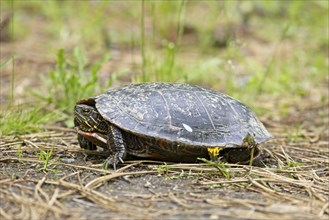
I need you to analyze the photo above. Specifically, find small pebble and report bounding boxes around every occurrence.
[61,158,75,163]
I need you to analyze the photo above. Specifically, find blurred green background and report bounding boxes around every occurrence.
[0,0,328,134]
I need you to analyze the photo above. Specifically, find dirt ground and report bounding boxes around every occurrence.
[1,2,329,220]
[1,104,328,219]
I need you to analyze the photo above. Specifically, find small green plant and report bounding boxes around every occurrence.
[198,158,231,179]
[137,0,187,83]
[0,106,57,136]
[287,161,304,168]
[1,56,16,103]
[166,170,186,180]
[283,160,304,179]
[208,184,229,189]
[38,146,58,172]
[33,47,111,126]
[157,162,171,176]
[16,146,24,164]
[249,147,255,167]
[283,151,304,169]
[157,163,187,179]
[17,146,23,158]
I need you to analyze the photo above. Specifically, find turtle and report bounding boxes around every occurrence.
[74,82,272,169]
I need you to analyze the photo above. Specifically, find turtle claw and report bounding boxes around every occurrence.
[103,153,124,170]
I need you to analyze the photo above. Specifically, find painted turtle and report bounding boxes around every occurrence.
[74,82,272,169]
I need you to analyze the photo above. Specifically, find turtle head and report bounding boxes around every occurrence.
[74,104,107,133]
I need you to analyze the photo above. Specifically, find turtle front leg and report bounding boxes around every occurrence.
[104,125,126,170]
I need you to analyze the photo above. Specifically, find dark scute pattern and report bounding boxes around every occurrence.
[95,82,272,147]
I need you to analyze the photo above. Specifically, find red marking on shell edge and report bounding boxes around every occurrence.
[77,98,96,106]
[77,129,107,147]
[145,153,166,160]
[159,139,166,150]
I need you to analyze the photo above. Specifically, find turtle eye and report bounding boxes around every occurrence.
[82,108,91,114]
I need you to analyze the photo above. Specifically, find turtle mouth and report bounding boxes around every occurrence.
[74,126,84,133]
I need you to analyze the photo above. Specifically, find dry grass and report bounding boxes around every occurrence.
[1,105,328,220]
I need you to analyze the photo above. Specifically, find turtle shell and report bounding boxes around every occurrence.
[93,82,272,148]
